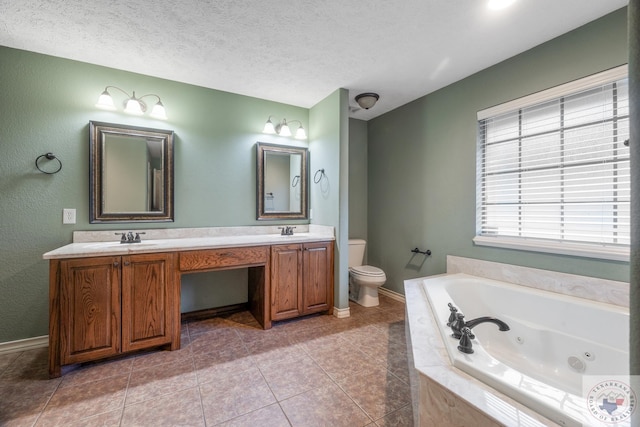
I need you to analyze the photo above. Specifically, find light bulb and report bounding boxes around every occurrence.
[96,90,116,110]
[150,101,167,120]
[279,120,292,137]
[124,98,144,115]
[263,118,276,134]
[295,125,307,140]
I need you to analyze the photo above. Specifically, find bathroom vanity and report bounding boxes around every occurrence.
[44,226,334,378]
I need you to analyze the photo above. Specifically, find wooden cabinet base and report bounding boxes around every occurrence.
[48,241,333,378]
[270,242,334,322]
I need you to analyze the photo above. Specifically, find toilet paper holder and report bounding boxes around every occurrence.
[411,247,432,256]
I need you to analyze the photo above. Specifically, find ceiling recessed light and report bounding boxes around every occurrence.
[488,0,517,10]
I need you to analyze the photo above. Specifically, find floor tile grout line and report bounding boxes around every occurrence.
[185,323,207,427]
[276,401,295,427]
[29,356,63,427]
[202,366,279,426]
[115,367,131,427]
[305,343,382,423]
[259,356,330,403]
[330,370,376,425]
[267,326,384,424]
[319,325,411,422]
[195,379,208,426]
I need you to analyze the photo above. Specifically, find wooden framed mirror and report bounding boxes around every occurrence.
[256,142,308,220]
[90,121,174,223]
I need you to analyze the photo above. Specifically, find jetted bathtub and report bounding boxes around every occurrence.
[423,273,630,427]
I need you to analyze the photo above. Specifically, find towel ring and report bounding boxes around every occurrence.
[35,153,62,174]
[313,169,325,184]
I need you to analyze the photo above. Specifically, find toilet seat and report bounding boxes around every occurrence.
[349,265,385,278]
[349,265,386,287]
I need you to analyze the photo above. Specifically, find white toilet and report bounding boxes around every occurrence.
[348,239,387,307]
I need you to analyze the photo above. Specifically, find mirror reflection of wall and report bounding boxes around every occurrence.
[103,135,164,213]
[289,154,301,211]
[103,135,147,212]
[264,152,290,212]
[264,152,303,212]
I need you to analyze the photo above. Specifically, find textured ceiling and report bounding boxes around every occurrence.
[0,0,628,120]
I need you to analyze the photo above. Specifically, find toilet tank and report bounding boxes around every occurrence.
[348,239,367,268]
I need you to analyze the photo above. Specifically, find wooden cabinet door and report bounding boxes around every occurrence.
[302,242,334,315]
[60,256,121,364]
[270,244,302,321]
[121,253,173,352]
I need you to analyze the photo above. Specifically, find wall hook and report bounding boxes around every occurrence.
[313,169,325,184]
[35,152,62,174]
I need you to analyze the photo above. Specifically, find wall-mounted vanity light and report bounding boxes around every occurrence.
[354,92,379,110]
[96,86,167,120]
[263,116,307,140]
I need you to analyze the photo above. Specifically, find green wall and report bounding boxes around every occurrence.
[309,89,350,309]
[367,7,630,295]
[0,46,345,343]
[348,119,368,245]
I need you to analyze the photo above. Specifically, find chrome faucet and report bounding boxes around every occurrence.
[116,231,146,244]
[279,226,296,236]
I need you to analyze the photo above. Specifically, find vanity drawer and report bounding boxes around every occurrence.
[179,246,269,272]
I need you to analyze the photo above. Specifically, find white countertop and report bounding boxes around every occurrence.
[43,225,334,260]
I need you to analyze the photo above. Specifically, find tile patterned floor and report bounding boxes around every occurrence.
[0,295,413,426]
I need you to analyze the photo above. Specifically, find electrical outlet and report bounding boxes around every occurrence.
[63,208,76,224]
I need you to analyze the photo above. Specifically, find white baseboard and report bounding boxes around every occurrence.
[378,287,406,303]
[0,335,48,355]
[333,306,351,318]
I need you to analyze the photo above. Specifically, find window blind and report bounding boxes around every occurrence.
[476,66,630,255]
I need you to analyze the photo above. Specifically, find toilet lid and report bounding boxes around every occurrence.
[350,265,385,277]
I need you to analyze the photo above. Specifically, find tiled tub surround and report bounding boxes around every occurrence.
[405,256,629,427]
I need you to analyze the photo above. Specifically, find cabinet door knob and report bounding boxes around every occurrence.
[113,261,119,267]
[124,261,130,266]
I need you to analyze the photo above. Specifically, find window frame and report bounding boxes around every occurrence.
[474,65,630,262]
